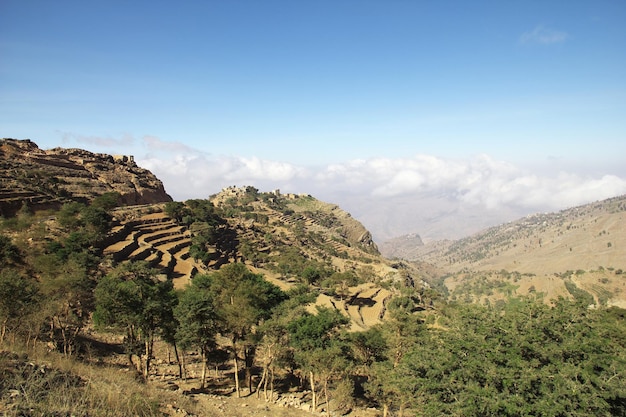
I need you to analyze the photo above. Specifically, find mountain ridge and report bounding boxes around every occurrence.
[382,194,626,307]
[0,138,172,216]
[5,137,624,309]
[383,194,626,268]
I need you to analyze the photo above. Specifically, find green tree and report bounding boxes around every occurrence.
[255,316,292,401]
[94,261,177,380]
[164,201,189,223]
[367,358,420,417]
[174,275,219,388]
[301,265,322,285]
[34,202,110,355]
[202,263,286,397]
[384,298,626,416]
[57,202,85,229]
[81,205,112,236]
[186,199,222,224]
[364,295,425,417]
[92,191,121,210]
[253,287,316,401]
[288,306,350,412]
[239,238,268,267]
[385,295,425,367]
[0,269,40,344]
[36,255,95,356]
[320,271,360,299]
[348,326,387,371]
[274,246,308,279]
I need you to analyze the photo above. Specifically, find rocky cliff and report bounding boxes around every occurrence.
[0,138,172,216]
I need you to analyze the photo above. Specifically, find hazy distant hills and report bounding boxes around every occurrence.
[342,191,527,243]
[378,233,426,260]
[383,195,626,307]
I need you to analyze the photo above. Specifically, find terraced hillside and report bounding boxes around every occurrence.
[103,211,208,289]
[0,136,420,329]
[102,188,428,330]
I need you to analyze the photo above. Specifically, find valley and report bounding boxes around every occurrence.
[382,194,626,307]
[1,140,624,417]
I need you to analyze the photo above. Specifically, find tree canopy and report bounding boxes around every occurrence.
[94,261,177,379]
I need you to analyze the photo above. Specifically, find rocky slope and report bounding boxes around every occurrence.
[0,138,171,216]
[378,232,425,259]
[410,195,626,271]
[385,195,626,306]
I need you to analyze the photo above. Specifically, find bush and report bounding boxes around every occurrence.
[0,234,20,266]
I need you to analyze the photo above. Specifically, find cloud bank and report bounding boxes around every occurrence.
[135,137,626,240]
[57,133,626,239]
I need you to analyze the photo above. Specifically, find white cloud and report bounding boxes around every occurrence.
[520,25,568,45]
[226,157,307,182]
[135,143,626,240]
[141,148,626,212]
[138,152,308,200]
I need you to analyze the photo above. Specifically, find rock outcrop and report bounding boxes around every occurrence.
[0,138,172,216]
[379,232,425,259]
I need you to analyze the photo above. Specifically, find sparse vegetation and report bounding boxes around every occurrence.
[1,142,625,416]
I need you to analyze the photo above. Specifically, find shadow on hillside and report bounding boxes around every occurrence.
[350,297,377,307]
[75,334,124,358]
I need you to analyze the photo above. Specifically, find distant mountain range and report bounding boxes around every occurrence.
[335,190,532,243]
[382,194,626,307]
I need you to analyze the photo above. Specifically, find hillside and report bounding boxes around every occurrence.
[385,195,626,307]
[0,142,433,415]
[0,138,172,216]
[1,142,625,417]
[0,139,425,330]
[102,186,426,331]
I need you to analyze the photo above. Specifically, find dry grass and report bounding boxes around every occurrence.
[0,343,196,417]
[0,338,323,417]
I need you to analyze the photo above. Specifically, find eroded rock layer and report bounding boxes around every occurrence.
[0,138,171,216]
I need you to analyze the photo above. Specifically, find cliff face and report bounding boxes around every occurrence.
[0,138,172,216]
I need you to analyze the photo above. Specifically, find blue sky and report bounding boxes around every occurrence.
[2,1,625,239]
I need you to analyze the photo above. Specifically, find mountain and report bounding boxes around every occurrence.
[0,139,428,330]
[385,195,626,307]
[102,185,426,331]
[339,191,527,242]
[378,232,425,259]
[0,138,172,216]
